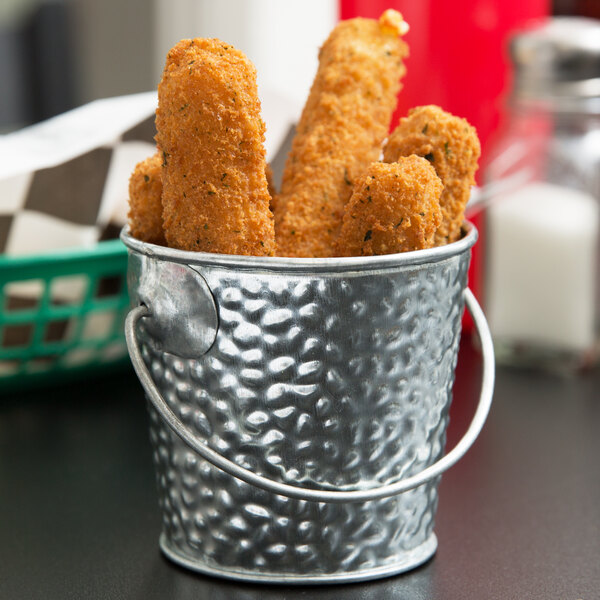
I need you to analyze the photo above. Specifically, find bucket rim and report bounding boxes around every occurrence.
[121,221,477,273]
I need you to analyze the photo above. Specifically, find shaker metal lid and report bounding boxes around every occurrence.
[510,17,600,99]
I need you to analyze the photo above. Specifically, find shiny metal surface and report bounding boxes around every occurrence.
[122,224,493,583]
[127,253,218,358]
[510,17,600,107]
[158,532,438,584]
[125,287,494,504]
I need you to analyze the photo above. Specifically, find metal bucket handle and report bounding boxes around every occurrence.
[125,288,494,504]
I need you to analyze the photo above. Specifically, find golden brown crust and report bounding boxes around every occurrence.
[335,157,442,256]
[156,38,275,256]
[275,11,409,257]
[383,105,480,245]
[128,152,166,245]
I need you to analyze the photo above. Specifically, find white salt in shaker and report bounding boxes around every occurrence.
[485,17,600,372]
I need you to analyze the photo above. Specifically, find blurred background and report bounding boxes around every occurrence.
[0,0,596,136]
[1,0,600,380]
[0,0,596,196]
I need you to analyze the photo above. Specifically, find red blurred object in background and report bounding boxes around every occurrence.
[340,0,549,159]
[340,0,549,327]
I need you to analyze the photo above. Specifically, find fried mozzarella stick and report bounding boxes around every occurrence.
[128,152,165,245]
[335,157,442,256]
[156,39,275,255]
[383,105,480,245]
[276,10,409,257]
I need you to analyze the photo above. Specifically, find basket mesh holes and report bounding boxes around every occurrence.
[28,357,57,373]
[0,360,20,375]
[43,319,71,343]
[50,275,88,305]
[80,311,115,341]
[3,280,44,311]
[95,274,123,298]
[63,348,97,366]
[101,342,128,362]
[2,322,34,348]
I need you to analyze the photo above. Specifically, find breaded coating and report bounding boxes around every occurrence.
[156,38,275,256]
[335,157,442,257]
[383,105,480,245]
[128,152,165,245]
[275,10,409,258]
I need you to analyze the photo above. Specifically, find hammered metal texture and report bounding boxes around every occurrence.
[131,251,470,580]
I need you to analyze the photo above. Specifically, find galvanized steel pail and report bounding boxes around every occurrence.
[122,223,494,584]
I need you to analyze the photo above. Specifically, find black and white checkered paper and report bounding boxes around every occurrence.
[0,92,158,255]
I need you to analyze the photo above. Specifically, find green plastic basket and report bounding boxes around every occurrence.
[0,239,131,393]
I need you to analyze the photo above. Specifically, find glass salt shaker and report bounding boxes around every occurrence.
[484,17,600,372]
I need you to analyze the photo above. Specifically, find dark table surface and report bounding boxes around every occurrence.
[1,335,599,600]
